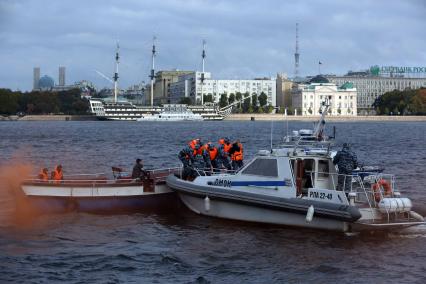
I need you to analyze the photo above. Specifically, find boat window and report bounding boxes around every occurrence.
[242,158,278,177]
[318,160,329,177]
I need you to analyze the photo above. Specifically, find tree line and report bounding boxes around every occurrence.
[0,88,89,115]
[180,91,276,113]
[373,87,426,115]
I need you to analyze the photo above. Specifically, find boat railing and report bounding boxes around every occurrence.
[188,166,237,178]
[327,171,405,223]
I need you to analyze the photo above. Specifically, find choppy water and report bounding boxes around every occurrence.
[0,120,425,283]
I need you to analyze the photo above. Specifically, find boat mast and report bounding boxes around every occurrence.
[200,39,206,105]
[150,36,156,107]
[313,99,330,140]
[114,42,120,103]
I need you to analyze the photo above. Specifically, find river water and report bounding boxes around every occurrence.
[0,120,425,283]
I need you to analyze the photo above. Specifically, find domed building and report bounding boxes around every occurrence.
[38,75,55,90]
[292,75,357,116]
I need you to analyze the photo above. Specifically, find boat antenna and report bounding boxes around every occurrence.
[150,36,156,107]
[200,39,206,105]
[114,41,120,103]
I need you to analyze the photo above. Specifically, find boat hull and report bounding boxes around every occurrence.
[24,192,177,213]
[178,193,348,231]
[21,181,179,213]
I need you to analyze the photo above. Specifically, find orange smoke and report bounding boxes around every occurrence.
[0,158,39,227]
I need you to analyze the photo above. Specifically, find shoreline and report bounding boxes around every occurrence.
[0,115,97,121]
[1,114,425,122]
[226,114,426,122]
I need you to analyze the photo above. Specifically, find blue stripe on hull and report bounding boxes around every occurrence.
[231,181,286,187]
[26,192,178,213]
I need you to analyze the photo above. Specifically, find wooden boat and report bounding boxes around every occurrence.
[20,167,180,213]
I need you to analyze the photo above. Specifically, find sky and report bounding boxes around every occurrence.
[0,0,425,91]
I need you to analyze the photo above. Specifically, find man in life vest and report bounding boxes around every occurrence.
[178,145,194,180]
[192,143,211,176]
[38,168,49,181]
[333,143,358,193]
[52,165,64,183]
[230,139,244,170]
[206,142,219,172]
[188,138,203,151]
[217,138,232,170]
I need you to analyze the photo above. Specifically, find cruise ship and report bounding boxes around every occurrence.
[89,99,230,121]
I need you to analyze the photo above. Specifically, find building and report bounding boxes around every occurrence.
[276,73,294,108]
[145,70,193,105]
[292,75,357,116]
[33,67,40,90]
[326,66,426,114]
[169,71,277,106]
[59,66,66,86]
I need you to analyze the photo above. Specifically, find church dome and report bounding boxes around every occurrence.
[38,75,55,89]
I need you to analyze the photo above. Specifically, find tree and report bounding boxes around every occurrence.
[179,97,192,105]
[251,94,258,111]
[242,92,251,113]
[228,93,235,105]
[258,92,268,107]
[0,89,20,115]
[203,94,213,103]
[219,93,228,108]
[235,92,242,108]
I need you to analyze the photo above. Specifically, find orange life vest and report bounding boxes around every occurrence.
[38,170,49,181]
[224,143,232,153]
[209,147,218,160]
[231,143,243,161]
[189,139,198,150]
[193,148,204,156]
[53,168,63,182]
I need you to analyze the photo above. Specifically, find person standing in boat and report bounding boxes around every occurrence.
[178,145,194,180]
[217,138,232,171]
[230,139,244,170]
[192,143,211,176]
[52,165,63,183]
[131,158,146,180]
[206,142,219,173]
[333,143,358,193]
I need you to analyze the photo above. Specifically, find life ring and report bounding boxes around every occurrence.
[372,179,392,202]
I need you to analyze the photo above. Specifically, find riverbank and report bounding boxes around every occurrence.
[0,115,97,121]
[226,114,426,121]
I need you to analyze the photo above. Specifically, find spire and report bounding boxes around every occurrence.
[294,23,300,78]
[150,36,156,107]
[114,41,120,103]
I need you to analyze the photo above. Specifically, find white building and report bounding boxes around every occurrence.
[169,72,276,106]
[292,75,357,116]
[326,67,426,114]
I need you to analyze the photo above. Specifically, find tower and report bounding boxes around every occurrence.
[114,42,120,103]
[150,36,156,107]
[33,67,40,90]
[59,66,66,86]
[200,39,206,105]
[294,23,300,78]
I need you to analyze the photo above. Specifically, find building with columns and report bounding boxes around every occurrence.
[292,75,357,116]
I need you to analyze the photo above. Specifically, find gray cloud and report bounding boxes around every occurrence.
[0,0,425,91]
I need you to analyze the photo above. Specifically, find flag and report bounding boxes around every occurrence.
[319,61,322,65]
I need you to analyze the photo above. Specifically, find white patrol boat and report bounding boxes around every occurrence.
[166,143,425,232]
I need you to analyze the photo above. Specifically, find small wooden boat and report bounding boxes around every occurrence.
[20,167,180,213]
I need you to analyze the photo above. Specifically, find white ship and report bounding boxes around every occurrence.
[89,99,229,121]
[136,104,203,121]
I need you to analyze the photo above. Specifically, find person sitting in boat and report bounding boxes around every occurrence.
[333,143,358,193]
[230,139,244,170]
[217,138,232,171]
[38,168,49,181]
[131,158,146,181]
[178,145,194,180]
[51,165,63,183]
[192,143,211,176]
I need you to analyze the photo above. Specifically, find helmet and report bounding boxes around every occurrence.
[194,143,200,150]
[208,142,214,150]
[224,137,230,144]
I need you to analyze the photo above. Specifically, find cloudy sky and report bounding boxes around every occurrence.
[0,0,425,91]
